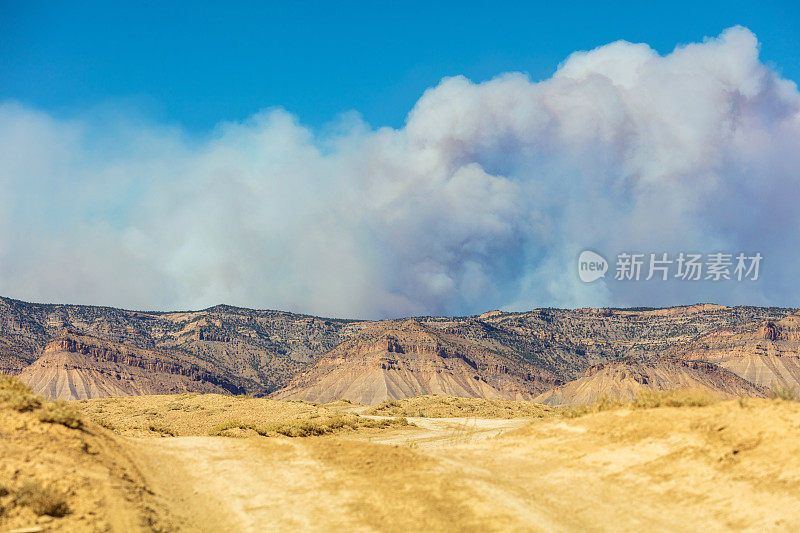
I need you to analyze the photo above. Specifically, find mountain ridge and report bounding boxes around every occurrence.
[1,296,796,403]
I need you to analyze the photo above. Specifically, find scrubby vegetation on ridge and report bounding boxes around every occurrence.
[0,374,83,428]
[0,374,42,412]
[557,389,718,418]
[209,414,409,438]
[555,387,800,418]
[362,390,735,421]
[77,392,411,438]
[0,376,83,525]
[364,394,558,419]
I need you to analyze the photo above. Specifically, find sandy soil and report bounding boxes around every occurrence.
[8,385,800,532]
[126,400,800,532]
[0,376,172,532]
[356,415,531,448]
[130,417,539,532]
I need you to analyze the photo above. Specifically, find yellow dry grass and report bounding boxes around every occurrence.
[77,393,409,438]
[486,397,800,529]
[132,394,800,531]
[558,388,720,418]
[363,394,558,418]
[7,377,800,531]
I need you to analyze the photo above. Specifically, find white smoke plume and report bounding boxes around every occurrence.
[1,26,799,318]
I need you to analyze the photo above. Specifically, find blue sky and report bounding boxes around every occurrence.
[2,0,799,132]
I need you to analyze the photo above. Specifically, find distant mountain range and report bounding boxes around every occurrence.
[0,297,796,404]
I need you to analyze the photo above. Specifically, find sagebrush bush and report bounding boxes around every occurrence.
[0,374,42,412]
[95,417,117,431]
[148,424,176,436]
[560,396,625,418]
[560,390,718,418]
[15,481,70,517]
[208,414,409,438]
[208,420,267,436]
[632,390,715,409]
[768,383,798,401]
[37,401,84,429]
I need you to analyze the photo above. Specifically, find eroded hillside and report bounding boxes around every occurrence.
[1,296,795,401]
[0,297,353,393]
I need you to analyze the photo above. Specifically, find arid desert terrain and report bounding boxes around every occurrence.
[2,380,800,531]
[3,298,800,531]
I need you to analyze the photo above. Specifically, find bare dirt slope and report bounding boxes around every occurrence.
[19,330,244,400]
[271,319,564,404]
[0,376,172,532]
[534,357,767,405]
[126,397,800,532]
[674,312,800,392]
[438,398,800,531]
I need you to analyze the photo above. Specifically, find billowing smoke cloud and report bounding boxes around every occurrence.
[1,26,799,318]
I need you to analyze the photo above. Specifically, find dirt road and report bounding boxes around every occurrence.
[131,404,800,532]
[356,415,531,447]
[132,417,538,532]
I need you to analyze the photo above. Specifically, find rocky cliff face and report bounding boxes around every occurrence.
[271,319,565,404]
[1,296,795,401]
[270,305,792,404]
[671,312,800,392]
[19,330,244,400]
[474,305,790,379]
[0,297,351,392]
[41,329,247,389]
